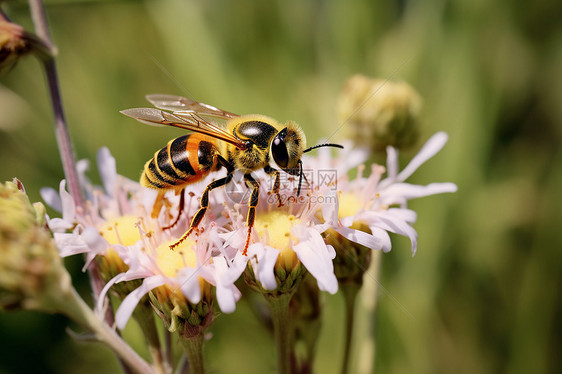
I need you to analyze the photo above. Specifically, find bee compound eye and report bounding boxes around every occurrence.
[272,135,289,168]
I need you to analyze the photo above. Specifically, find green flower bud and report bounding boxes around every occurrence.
[338,74,422,152]
[0,179,72,312]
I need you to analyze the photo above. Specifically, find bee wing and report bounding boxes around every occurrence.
[121,108,247,149]
[145,94,238,120]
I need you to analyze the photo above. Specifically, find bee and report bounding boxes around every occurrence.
[121,94,342,254]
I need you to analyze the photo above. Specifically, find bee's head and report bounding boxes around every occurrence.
[271,121,306,175]
[271,122,344,196]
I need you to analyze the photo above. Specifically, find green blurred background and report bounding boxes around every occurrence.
[1,0,561,373]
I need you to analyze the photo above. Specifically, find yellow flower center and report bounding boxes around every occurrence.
[99,215,141,246]
[338,192,363,218]
[254,211,301,269]
[155,239,197,278]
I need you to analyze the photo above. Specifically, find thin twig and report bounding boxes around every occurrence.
[28,0,84,210]
[0,6,12,21]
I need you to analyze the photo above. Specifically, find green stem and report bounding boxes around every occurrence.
[179,331,205,374]
[357,250,382,374]
[340,282,360,374]
[134,302,169,374]
[267,293,293,374]
[54,287,154,374]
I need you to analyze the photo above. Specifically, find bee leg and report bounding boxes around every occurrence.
[242,174,260,256]
[151,190,167,218]
[264,165,283,207]
[162,189,185,230]
[170,174,233,250]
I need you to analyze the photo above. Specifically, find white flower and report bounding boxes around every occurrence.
[323,132,457,256]
[220,170,339,295]
[102,223,243,330]
[41,147,244,329]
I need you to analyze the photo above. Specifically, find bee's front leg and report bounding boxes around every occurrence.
[264,165,283,207]
[243,174,260,256]
[170,174,233,250]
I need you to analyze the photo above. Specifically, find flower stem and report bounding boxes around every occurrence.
[178,328,205,374]
[134,302,170,374]
[1,7,11,21]
[55,287,154,374]
[28,0,84,210]
[340,282,360,374]
[357,250,382,374]
[267,293,294,374]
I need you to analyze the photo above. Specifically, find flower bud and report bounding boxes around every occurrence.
[0,180,72,312]
[0,21,50,74]
[338,74,422,152]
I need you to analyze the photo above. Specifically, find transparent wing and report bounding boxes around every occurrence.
[120,108,247,149]
[145,94,238,120]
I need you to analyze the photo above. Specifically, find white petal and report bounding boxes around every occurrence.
[385,208,418,223]
[369,227,392,253]
[213,256,245,313]
[336,226,383,251]
[248,243,280,291]
[386,146,399,179]
[377,215,419,255]
[339,146,369,173]
[95,272,128,316]
[40,187,62,213]
[58,180,76,222]
[115,275,167,330]
[382,182,457,202]
[293,229,338,294]
[97,147,117,197]
[47,217,74,232]
[82,226,108,253]
[321,189,339,225]
[177,267,202,305]
[396,132,448,182]
[53,232,90,257]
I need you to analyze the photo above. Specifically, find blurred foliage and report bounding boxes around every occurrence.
[1,0,561,373]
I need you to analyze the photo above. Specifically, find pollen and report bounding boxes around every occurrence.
[155,238,197,278]
[254,211,300,250]
[338,192,362,218]
[99,215,141,246]
[254,211,301,269]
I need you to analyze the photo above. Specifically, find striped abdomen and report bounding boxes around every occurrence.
[141,133,220,191]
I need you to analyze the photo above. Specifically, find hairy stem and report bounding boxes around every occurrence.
[179,332,205,374]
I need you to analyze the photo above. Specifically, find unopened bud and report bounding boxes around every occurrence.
[0,180,72,312]
[338,74,422,152]
[1,21,51,74]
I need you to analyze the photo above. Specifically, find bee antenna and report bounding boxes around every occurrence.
[303,143,344,153]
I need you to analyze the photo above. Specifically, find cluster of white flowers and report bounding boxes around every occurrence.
[42,133,456,329]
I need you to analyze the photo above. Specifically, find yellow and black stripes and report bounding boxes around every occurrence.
[141,134,220,190]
